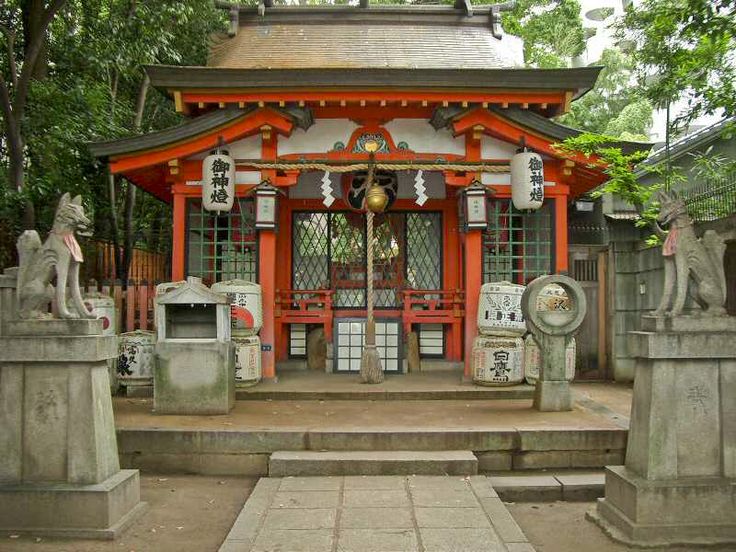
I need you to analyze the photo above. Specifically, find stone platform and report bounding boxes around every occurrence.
[219,475,535,552]
[237,370,535,401]
[114,384,631,476]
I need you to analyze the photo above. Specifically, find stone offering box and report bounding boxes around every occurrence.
[154,277,235,415]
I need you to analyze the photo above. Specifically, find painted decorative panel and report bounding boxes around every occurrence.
[384,119,465,156]
[189,135,262,160]
[278,119,359,156]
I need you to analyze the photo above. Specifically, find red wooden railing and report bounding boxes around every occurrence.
[275,289,334,341]
[401,289,465,336]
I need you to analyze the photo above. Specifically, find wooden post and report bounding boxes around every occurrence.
[555,194,569,274]
[172,191,186,281]
[259,231,277,379]
[463,230,482,379]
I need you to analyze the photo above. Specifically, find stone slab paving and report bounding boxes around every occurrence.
[219,475,535,552]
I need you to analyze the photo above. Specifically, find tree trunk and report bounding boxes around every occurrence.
[21,0,50,80]
[118,74,150,282]
[121,182,136,281]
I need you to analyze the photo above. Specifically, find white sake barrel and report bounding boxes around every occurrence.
[212,279,263,337]
[233,335,262,386]
[524,334,576,385]
[472,335,524,386]
[118,330,155,385]
[477,281,526,336]
[83,293,118,393]
[83,294,116,335]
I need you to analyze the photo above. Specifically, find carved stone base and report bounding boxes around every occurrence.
[594,323,736,546]
[0,470,147,539]
[533,380,573,412]
[589,466,736,547]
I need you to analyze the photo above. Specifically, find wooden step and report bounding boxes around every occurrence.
[268,450,478,477]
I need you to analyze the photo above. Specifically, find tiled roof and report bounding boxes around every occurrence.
[207,7,522,70]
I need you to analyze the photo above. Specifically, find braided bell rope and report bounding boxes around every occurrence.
[235,160,509,173]
[366,209,375,327]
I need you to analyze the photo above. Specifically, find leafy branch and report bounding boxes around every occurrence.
[553,133,669,244]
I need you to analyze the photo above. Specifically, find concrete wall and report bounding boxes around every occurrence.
[607,216,736,381]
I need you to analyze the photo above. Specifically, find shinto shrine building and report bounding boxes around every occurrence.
[90,3,646,380]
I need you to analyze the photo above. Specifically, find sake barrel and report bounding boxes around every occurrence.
[83,293,116,335]
[477,281,526,336]
[472,335,525,386]
[212,279,263,337]
[524,334,576,385]
[118,330,155,386]
[83,293,118,393]
[233,335,262,386]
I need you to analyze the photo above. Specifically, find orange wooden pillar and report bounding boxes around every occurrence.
[554,194,569,274]
[444,201,462,362]
[172,191,186,281]
[463,230,482,379]
[259,230,277,379]
[260,129,278,380]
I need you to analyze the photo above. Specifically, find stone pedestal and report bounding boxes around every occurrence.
[521,275,587,412]
[154,340,235,415]
[532,334,573,411]
[0,319,145,538]
[0,267,18,336]
[590,315,736,547]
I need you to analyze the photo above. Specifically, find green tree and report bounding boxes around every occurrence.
[501,0,586,68]
[614,0,736,128]
[558,48,653,140]
[0,1,225,275]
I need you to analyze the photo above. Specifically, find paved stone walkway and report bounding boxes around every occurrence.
[219,475,535,552]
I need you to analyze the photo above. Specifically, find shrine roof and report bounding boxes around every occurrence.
[430,105,652,155]
[146,65,603,99]
[89,105,312,159]
[490,107,653,156]
[207,5,522,71]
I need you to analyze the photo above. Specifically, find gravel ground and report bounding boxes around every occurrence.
[507,500,733,552]
[1,475,256,552]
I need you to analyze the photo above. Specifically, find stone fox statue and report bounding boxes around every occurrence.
[16,193,95,319]
[654,190,727,317]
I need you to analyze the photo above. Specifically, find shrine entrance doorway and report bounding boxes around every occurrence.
[290,210,443,371]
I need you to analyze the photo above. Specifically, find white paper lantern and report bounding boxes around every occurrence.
[510,150,544,211]
[202,149,236,213]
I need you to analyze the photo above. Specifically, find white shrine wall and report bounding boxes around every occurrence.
[383,119,465,156]
[278,119,360,156]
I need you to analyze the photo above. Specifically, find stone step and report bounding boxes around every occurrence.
[238,385,534,401]
[268,450,478,477]
[488,470,605,502]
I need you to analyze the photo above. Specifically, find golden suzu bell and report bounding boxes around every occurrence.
[365,183,389,213]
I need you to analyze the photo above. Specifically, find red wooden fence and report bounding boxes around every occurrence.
[81,240,168,284]
[84,280,157,334]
